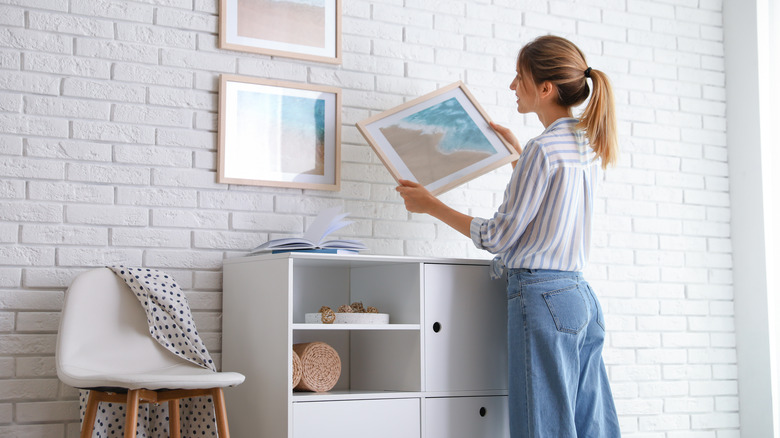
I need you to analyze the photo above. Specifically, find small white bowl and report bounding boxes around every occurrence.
[305,313,390,324]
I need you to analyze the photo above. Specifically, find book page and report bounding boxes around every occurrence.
[302,206,352,245]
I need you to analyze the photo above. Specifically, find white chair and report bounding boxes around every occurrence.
[56,268,245,438]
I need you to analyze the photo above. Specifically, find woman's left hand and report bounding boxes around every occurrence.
[396,179,439,214]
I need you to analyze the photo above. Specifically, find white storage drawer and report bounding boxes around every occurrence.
[293,398,421,438]
[425,396,509,438]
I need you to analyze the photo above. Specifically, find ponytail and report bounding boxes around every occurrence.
[577,68,618,170]
[517,35,618,170]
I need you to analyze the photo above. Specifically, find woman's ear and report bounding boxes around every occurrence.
[538,80,556,100]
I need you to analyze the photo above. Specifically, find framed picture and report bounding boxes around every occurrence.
[218,74,341,191]
[219,0,341,64]
[356,81,520,196]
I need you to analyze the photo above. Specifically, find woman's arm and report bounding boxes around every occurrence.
[395,179,472,237]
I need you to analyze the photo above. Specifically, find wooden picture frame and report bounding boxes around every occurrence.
[219,0,341,64]
[218,74,341,191]
[356,81,519,196]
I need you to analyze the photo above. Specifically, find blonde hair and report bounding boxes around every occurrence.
[517,35,618,169]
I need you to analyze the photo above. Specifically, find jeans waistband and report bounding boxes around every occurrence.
[507,268,583,283]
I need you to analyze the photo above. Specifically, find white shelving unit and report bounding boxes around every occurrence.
[222,253,509,438]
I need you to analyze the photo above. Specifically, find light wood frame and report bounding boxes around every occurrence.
[218,74,342,191]
[356,81,519,196]
[219,0,342,64]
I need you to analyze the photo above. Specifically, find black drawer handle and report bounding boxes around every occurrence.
[479,407,487,417]
[432,322,441,333]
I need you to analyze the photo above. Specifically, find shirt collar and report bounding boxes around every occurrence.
[542,117,579,134]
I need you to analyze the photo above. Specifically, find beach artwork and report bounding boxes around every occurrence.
[237,0,326,49]
[379,97,497,186]
[218,75,341,191]
[235,91,326,176]
[357,82,519,196]
[219,0,341,64]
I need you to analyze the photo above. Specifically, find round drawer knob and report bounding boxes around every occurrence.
[432,322,441,333]
[479,407,487,417]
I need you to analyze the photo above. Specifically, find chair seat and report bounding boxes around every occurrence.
[60,363,246,390]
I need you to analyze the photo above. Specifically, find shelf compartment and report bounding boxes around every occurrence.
[293,330,422,394]
[292,262,422,325]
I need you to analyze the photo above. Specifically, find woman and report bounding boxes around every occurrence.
[396,35,621,437]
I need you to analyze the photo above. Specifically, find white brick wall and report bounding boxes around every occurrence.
[0,0,736,436]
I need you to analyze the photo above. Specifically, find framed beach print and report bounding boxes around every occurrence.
[356,81,520,196]
[218,74,341,191]
[219,0,341,64]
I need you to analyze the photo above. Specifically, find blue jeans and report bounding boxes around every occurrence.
[507,269,620,438]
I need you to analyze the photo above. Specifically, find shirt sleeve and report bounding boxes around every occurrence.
[470,140,551,254]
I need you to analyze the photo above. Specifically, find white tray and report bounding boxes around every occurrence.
[305,313,390,324]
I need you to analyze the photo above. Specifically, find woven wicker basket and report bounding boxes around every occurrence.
[292,350,302,388]
[292,341,341,392]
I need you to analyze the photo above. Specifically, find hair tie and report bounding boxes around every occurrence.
[584,67,592,78]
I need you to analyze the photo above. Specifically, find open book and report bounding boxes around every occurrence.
[249,207,368,254]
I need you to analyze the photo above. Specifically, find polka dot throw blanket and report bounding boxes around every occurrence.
[76,266,219,437]
[108,265,215,372]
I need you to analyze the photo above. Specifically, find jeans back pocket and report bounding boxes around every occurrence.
[542,285,588,334]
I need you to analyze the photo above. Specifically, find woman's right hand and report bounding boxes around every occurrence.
[396,179,439,214]
[490,121,522,155]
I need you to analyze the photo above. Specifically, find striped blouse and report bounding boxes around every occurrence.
[470,117,600,274]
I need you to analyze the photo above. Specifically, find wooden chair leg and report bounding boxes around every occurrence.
[211,388,230,438]
[124,390,140,438]
[80,390,99,438]
[169,398,181,438]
